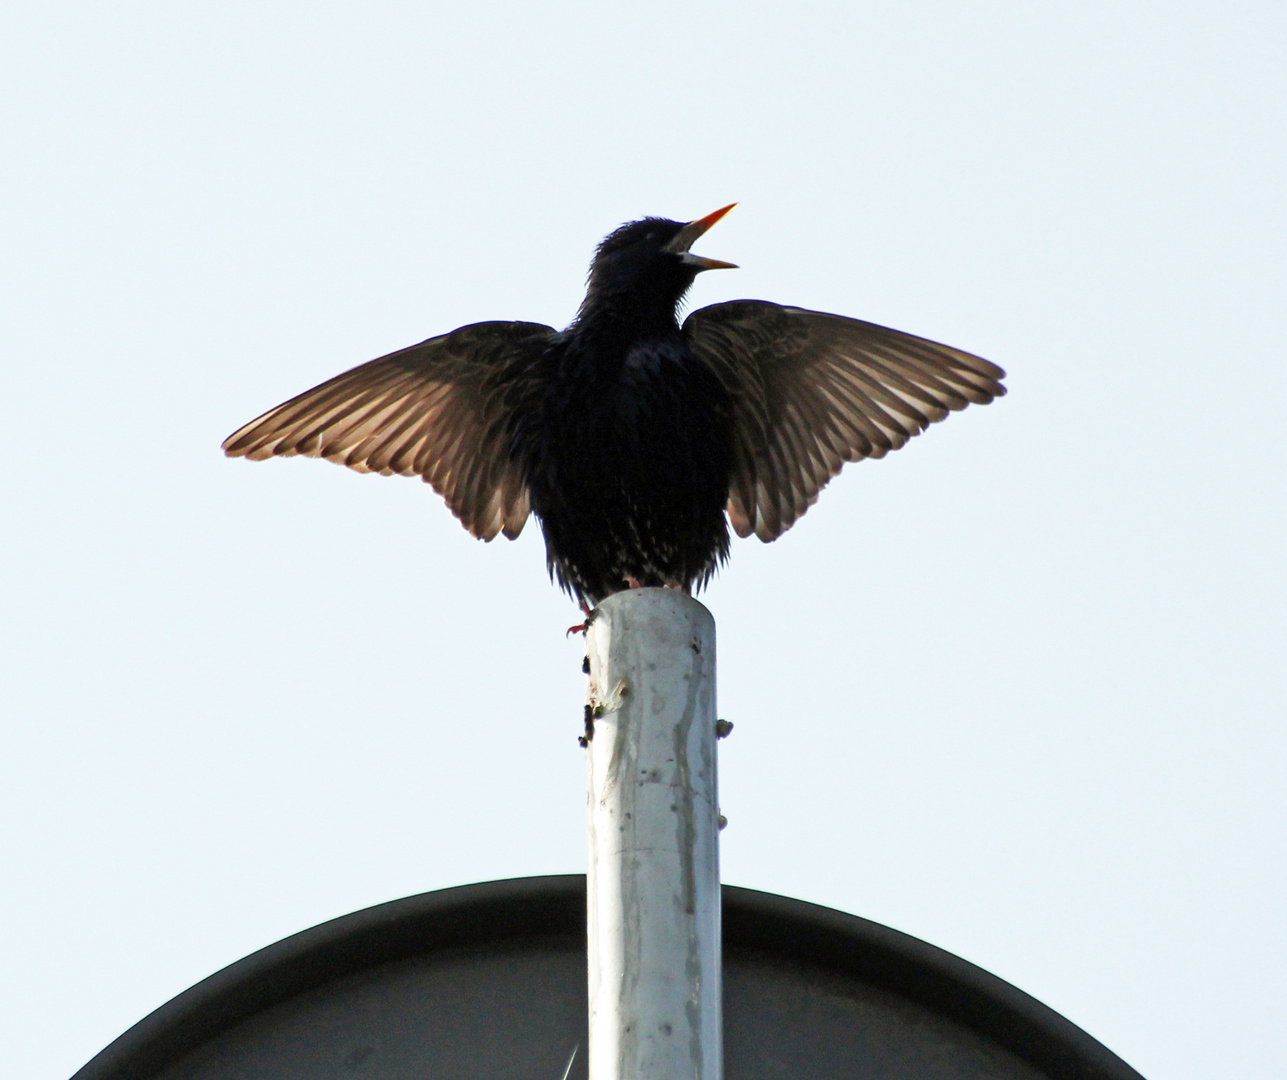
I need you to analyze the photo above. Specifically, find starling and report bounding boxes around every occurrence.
[222,206,1005,604]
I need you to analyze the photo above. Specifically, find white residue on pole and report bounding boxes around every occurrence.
[584,588,722,1080]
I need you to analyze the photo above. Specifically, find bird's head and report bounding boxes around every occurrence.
[579,204,738,326]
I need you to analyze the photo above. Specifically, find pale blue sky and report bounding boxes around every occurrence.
[3,3,1284,1078]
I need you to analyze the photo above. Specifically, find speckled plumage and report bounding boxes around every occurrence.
[522,306,733,601]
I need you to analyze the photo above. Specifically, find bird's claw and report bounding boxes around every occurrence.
[566,601,595,637]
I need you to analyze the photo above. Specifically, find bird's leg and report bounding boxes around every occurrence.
[566,600,595,637]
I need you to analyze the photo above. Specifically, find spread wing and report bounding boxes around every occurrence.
[222,320,557,541]
[683,301,1006,541]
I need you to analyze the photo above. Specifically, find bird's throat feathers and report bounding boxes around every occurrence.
[571,217,700,340]
[571,287,688,349]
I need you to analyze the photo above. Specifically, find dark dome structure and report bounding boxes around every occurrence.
[74,876,1142,1080]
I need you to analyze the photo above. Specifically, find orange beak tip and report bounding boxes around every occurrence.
[664,202,740,257]
[690,203,738,232]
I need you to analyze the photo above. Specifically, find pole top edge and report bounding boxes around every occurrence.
[593,588,713,620]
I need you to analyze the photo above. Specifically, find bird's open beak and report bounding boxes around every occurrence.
[664,203,738,270]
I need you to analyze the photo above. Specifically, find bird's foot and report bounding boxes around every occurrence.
[663,579,690,593]
[566,601,595,637]
[626,576,642,589]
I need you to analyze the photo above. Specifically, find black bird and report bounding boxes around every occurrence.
[223,206,1005,605]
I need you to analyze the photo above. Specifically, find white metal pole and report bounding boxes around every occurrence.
[584,588,722,1080]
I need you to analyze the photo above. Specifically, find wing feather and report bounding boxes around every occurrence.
[222,321,556,540]
[684,301,1005,541]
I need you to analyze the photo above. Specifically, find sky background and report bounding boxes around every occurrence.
[3,3,1284,1078]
